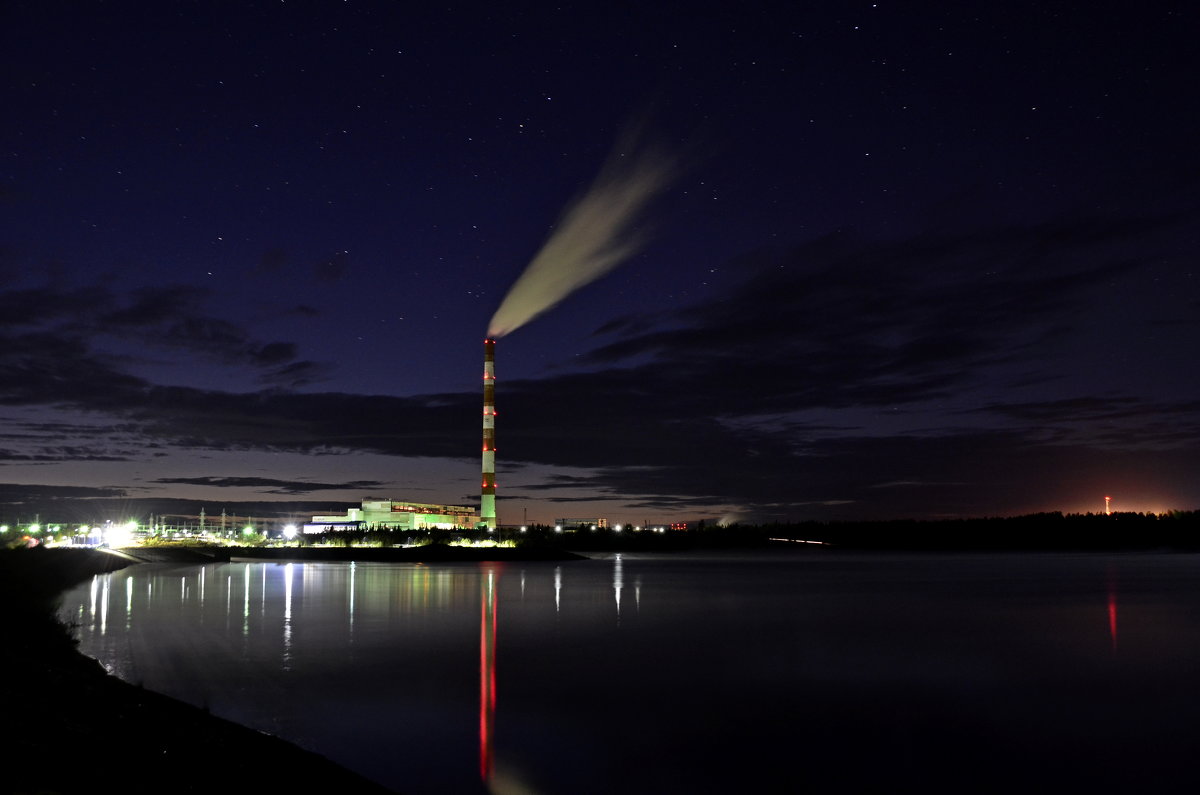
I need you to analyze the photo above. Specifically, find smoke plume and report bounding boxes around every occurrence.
[487,126,677,337]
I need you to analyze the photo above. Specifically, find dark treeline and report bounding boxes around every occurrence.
[509,511,1200,552]
[229,511,1200,552]
[777,510,1200,551]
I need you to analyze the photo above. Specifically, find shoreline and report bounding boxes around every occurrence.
[4,543,588,793]
[2,547,394,794]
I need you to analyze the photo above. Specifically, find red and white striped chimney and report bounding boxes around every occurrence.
[481,338,497,529]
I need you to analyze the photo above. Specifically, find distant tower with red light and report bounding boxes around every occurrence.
[481,339,497,529]
[1105,495,1112,516]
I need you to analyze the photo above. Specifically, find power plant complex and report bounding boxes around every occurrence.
[308,116,664,537]
[306,339,500,533]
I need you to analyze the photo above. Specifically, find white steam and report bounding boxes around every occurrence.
[487,127,676,337]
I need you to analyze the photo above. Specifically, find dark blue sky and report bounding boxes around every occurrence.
[2,0,1197,524]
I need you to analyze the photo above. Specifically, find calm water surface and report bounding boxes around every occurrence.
[59,552,1200,793]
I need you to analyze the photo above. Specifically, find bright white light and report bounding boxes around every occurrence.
[555,525,562,533]
[104,523,135,548]
[520,526,527,532]
[242,525,254,535]
[29,524,41,533]
[614,525,622,532]
[591,525,597,531]
[0,525,8,533]
[283,524,298,540]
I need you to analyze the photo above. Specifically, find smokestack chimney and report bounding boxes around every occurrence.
[481,338,497,529]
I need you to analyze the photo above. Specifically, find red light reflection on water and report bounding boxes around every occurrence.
[480,568,497,784]
[1107,579,1119,653]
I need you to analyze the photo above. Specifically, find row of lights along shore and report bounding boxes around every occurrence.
[485,525,673,533]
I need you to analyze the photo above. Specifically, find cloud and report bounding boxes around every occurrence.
[99,285,207,328]
[250,341,296,366]
[477,209,1199,516]
[0,482,127,504]
[259,359,333,388]
[149,476,388,495]
[1,206,1196,520]
[0,446,131,463]
[970,397,1200,449]
[577,214,1186,415]
[0,280,314,396]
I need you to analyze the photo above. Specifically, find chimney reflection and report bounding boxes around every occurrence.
[480,567,498,786]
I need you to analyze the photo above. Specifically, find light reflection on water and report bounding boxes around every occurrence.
[59,552,1200,794]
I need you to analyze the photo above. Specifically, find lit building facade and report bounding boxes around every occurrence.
[305,499,478,533]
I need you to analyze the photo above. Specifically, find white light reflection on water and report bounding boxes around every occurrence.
[99,573,108,635]
[613,553,623,617]
[282,561,294,670]
[57,553,1200,795]
[242,563,250,637]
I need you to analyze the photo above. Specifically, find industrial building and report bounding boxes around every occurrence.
[305,499,479,533]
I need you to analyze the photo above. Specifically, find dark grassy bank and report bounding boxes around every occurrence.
[0,546,394,795]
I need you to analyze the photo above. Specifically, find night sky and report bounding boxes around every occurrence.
[2,1,1197,525]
